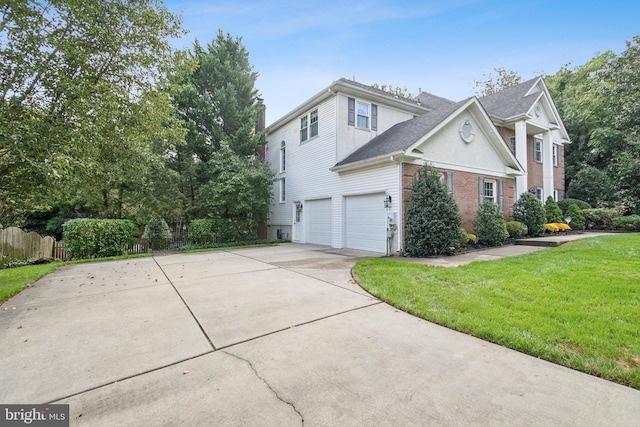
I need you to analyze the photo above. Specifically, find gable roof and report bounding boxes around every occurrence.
[334,99,468,168]
[477,77,542,120]
[267,78,428,133]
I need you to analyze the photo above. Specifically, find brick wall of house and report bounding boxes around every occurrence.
[498,127,515,150]
[402,164,516,235]
[554,148,565,198]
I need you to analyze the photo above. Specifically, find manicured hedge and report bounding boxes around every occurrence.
[63,219,137,259]
[583,208,622,230]
[611,215,640,232]
[557,198,591,214]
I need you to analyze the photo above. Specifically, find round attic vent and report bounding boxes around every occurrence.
[535,105,542,117]
[460,119,475,143]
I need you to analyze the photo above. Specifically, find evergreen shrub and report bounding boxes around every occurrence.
[557,198,591,214]
[513,192,546,237]
[142,217,171,239]
[544,196,565,223]
[473,200,508,246]
[404,165,462,256]
[565,204,586,230]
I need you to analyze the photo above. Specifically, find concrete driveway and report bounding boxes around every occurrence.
[1,243,639,425]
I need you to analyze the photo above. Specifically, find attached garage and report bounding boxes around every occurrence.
[345,193,387,253]
[306,198,332,246]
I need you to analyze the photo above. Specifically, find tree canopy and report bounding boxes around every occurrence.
[547,35,640,212]
[473,67,523,96]
[170,31,272,235]
[0,0,185,225]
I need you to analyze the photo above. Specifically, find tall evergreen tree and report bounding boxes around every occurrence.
[171,31,272,230]
[404,165,462,256]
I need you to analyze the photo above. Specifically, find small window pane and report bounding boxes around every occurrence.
[310,109,318,138]
[356,102,369,128]
[484,181,495,203]
[300,116,308,142]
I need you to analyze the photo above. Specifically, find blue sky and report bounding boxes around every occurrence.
[165,0,640,125]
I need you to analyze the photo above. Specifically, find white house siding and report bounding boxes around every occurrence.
[267,92,404,252]
[335,93,415,163]
[420,111,511,177]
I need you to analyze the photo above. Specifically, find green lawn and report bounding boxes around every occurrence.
[353,234,640,389]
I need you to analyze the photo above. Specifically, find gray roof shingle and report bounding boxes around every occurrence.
[414,92,455,110]
[478,77,541,120]
[335,99,469,167]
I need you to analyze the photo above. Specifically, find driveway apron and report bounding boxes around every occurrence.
[1,243,639,426]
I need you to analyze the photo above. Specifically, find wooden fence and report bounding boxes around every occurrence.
[0,227,55,266]
[1,228,213,266]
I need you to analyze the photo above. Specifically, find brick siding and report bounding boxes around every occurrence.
[402,163,515,235]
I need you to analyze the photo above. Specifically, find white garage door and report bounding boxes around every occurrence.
[306,198,332,246]
[345,193,386,253]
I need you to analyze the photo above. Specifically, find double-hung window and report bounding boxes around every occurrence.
[310,109,318,138]
[510,136,516,155]
[534,137,543,162]
[484,179,496,203]
[357,102,369,128]
[279,178,286,203]
[300,116,308,142]
[279,141,286,173]
[348,97,378,130]
[300,108,318,142]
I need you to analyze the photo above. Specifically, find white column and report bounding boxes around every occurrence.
[543,131,554,200]
[515,121,528,198]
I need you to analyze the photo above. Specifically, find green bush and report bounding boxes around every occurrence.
[189,218,239,244]
[557,198,591,214]
[188,219,216,244]
[405,165,462,256]
[544,196,565,223]
[583,208,622,230]
[473,200,508,246]
[142,217,171,239]
[505,221,528,238]
[513,192,546,237]
[565,204,586,230]
[611,215,640,232]
[566,166,618,207]
[458,228,469,247]
[63,219,136,259]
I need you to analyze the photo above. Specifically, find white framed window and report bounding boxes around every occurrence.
[356,102,369,128]
[348,98,377,130]
[533,186,543,201]
[300,116,308,142]
[300,108,318,142]
[484,179,496,203]
[552,144,558,166]
[534,137,543,162]
[441,172,454,193]
[510,136,516,154]
[279,141,286,173]
[279,178,286,203]
[310,109,318,138]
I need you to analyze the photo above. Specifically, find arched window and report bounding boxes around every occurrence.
[280,141,286,172]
